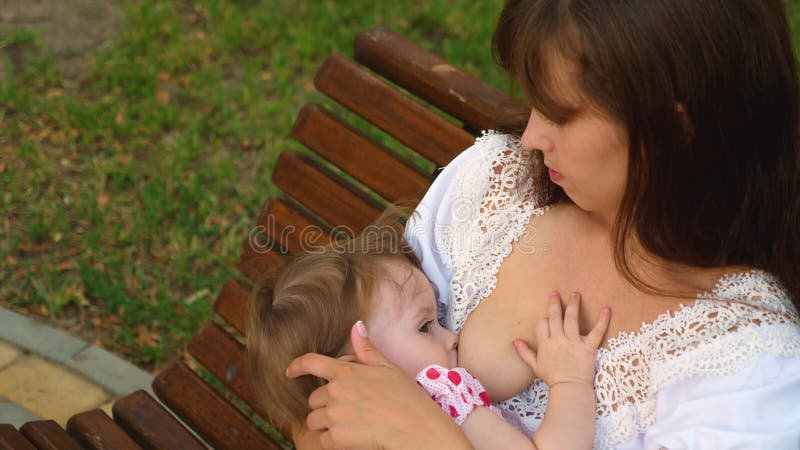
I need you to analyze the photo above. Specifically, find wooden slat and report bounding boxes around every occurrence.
[272,150,383,233]
[213,279,253,335]
[293,103,431,203]
[355,26,523,133]
[236,195,329,286]
[113,390,207,450]
[19,421,81,450]
[258,196,332,256]
[187,323,269,427]
[236,240,287,285]
[66,409,142,450]
[153,362,281,450]
[0,425,36,450]
[315,55,473,167]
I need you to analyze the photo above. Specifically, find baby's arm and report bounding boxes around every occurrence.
[421,292,609,450]
[514,291,610,450]
[416,365,536,450]
[462,406,535,449]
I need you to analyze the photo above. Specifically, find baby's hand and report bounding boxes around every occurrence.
[513,292,610,388]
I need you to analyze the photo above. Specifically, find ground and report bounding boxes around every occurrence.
[0,0,128,357]
[0,0,120,81]
[0,0,507,371]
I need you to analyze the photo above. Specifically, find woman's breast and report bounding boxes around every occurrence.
[457,272,550,401]
[456,207,623,401]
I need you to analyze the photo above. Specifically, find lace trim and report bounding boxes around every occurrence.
[441,131,548,333]
[440,133,800,449]
[496,271,800,448]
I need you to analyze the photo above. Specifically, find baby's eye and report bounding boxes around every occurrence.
[418,320,433,334]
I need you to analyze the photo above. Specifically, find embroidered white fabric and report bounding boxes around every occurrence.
[439,131,549,332]
[436,132,800,449]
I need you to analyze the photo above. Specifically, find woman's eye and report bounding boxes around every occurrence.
[418,320,433,333]
[541,114,566,127]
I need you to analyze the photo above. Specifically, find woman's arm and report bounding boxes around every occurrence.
[287,323,474,450]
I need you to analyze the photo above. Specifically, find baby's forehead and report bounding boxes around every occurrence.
[369,260,432,318]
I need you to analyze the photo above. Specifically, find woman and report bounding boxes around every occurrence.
[287,0,800,448]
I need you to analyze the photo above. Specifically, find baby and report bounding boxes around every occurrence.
[247,211,610,450]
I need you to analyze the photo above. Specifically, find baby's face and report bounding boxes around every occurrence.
[367,260,459,377]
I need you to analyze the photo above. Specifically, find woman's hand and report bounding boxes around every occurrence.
[287,321,473,450]
[513,292,610,388]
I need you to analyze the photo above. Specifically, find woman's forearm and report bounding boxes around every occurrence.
[410,411,475,450]
[296,407,472,450]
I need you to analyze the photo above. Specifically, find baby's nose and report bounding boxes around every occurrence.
[449,330,459,350]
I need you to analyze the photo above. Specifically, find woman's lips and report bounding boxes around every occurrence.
[548,168,564,182]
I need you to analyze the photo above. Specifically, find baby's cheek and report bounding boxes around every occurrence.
[372,338,420,378]
[394,354,428,379]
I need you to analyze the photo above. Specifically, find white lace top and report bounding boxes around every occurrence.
[404,132,800,450]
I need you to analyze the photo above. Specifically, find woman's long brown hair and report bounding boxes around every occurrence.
[493,0,800,306]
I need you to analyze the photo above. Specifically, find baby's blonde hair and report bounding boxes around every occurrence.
[246,208,419,438]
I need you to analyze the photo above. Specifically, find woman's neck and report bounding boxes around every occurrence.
[576,206,750,297]
[623,236,753,297]
[579,202,618,232]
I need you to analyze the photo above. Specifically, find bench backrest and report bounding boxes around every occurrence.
[3,26,523,450]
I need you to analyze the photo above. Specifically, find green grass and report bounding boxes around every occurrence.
[0,0,507,369]
[3,0,800,371]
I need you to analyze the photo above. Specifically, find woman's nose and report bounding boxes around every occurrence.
[520,110,554,153]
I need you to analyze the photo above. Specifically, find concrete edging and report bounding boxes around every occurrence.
[0,306,154,395]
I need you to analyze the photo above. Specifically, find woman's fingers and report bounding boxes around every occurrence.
[350,320,392,367]
[306,405,329,431]
[513,339,539,374]
[318,430,337,450]
[564,292,581,338]
[308,384,329,410]
[586,307,612,348]
[287,320,389,383]
[286,352,343,381]
[547,292,564,336]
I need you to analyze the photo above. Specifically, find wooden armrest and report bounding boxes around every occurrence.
[354,26,524,132]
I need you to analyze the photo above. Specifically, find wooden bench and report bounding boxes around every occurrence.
[0,26,523,450]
